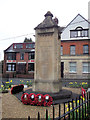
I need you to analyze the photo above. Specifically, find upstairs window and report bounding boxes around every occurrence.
[70,27,88,38]
[26,44,35,48]
[70,31,78,38]
[28,53,35,60]
[20,53,24,60]
[14,44,23,49]
[70,45,75,55]
[83,45,89,54]
[7,53,16,60]
[61,46,63,55]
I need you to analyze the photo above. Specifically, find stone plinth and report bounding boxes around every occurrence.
[32,11,62,93]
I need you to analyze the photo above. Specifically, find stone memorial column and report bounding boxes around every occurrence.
[32,11,62,93]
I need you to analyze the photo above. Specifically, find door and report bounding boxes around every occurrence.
[61,62,64,78]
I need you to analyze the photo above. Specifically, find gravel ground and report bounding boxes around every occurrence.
[1,87,81,119]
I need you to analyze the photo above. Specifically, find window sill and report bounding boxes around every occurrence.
[69,72,77,74]
[6,71,16,72]
[82,72,90,74]
[28,71,34,73]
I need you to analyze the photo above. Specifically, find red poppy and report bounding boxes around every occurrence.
[36,94,44,106]
[28,93,36,105]
[21,93,29,105]
[43,94,53,107]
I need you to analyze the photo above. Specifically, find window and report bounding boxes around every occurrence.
[28,53,35,60]
[70,28,88,38]
[61,46,63,55]
[69,62,76,73]
[26,44,35,48]
[7,53,16,60]
[70,45,75,55]
[16,63,26,74]
[7,63,16,71]
[14,44,23,49]
[20,53,24,60]
[70,31,78,38]
[82,30,88,37]
[28,63,34,71]
[83,45,89,54]
[83,62,90,73]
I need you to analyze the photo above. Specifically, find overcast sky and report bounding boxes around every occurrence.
[0,0,89,61]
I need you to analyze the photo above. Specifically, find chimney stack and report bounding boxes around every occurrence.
[88,1,90,22]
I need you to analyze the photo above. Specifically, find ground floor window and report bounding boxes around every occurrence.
[16,63,26,74]
[83,62,90,73]
[28,63,34,71]
[69,62,76,73]
[7,63,16,71]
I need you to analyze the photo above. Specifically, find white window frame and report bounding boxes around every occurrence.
[70,45,76,55]
[82,62,90,73]
[69,62,77,73]
[7,63,16,71]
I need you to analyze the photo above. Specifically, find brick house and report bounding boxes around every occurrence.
[3,42,35,78]
[3,14,90,80]
[61,14,90,79]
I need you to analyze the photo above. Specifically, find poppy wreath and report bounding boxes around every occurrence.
[28,93,36,105]
[36,94,44,106]
[21,93,29,105]
[11,84,24,94]
[43,94,53,107]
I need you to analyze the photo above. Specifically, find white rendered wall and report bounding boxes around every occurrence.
[61,14,89,40]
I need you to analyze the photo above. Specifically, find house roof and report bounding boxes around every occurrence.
[62,14,90,32]
[4,42,35,53]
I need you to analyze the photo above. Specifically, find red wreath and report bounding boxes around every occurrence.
[36,94,44,106]
[81,87,86,98]
[28,93,36,105]
[21,93,29,105]
[11,84,24,94]
[43,94,53,107]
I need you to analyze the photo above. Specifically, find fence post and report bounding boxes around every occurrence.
[46,109,48,120]
[64,102,65,120]
[72,99,74,120]
[82,96,84,119]
[79,96,81,120]
[28,116,30,120]
[53,105,55,120]
[85,97,86,119]
[59,104,61,118]
[87,89,90,119]
[76,98,78,120]
[38,112,40,120]
[68,101,70,120]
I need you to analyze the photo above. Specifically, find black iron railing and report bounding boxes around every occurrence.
[28,92,90,120]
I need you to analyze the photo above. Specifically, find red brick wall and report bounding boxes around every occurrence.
[3,52,34,78]
[61,40,90,55]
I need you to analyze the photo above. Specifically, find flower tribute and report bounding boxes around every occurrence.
[21,93,29,105]
[21,93,53,106]
[36,94,44,106]
[28,93,36,105]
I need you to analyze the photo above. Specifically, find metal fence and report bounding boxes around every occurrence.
[28,92,90,120]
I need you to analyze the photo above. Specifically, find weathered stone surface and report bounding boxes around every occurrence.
[35,11,58,29]
[33,11,61,93]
